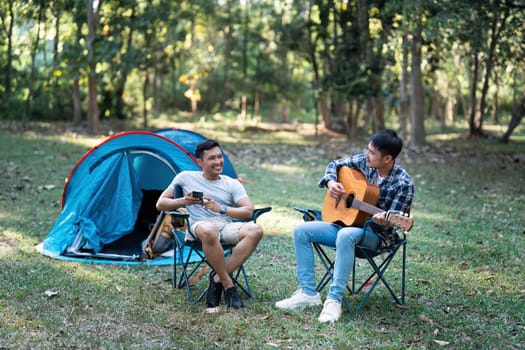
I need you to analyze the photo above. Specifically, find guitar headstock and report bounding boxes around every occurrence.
[385,211,413,232]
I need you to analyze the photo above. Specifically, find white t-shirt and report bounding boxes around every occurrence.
[170,171,248,223]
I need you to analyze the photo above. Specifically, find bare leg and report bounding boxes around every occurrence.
[195,222,235,289]
[195,222,263,289]
[225,223,263,273]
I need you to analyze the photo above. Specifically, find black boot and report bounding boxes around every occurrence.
[224,286,244,309]
[206,271,223,308]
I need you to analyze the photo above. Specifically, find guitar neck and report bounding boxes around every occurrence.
[351,197,413,231]
[351,198,383,216]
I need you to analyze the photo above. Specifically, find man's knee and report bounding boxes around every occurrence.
[293,222,311,242]
[240,223,263,242]
[336,228,361,247]
[195,223,219,244]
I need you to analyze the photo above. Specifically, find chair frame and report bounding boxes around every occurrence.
[171,207,271,303]
[294,207,408,314]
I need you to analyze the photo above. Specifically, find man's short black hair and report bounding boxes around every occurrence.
[195,139,221,159]
[369,129,403,159]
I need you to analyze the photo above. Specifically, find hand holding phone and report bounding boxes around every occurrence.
[191,191,203,203]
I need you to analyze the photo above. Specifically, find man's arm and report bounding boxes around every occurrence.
[197,195,254,221]
[223,196,254,221]
[156,186,201,211]
[318,154,366,188]
[373,180,415,227]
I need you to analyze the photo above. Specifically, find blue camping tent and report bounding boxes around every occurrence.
[37,130,217,265]
[154,128,238,179]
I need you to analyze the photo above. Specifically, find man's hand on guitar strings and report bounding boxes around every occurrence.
[327,180,346,199]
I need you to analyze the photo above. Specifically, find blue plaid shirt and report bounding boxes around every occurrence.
[318,153,415,244]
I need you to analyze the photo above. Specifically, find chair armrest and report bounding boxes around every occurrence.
[167,210,190,231]
[293,207,322,222]
[253,207,272,223]
[167,210,190,219]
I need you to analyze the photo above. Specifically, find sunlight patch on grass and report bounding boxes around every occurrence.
[411,210,454,222]
[259,162,305,175]
[0,229,33,250]
[25,130,104,149]
[426,132,465,142]
[256,209,300,236]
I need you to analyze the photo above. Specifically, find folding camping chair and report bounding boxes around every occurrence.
[293,206,409,315]
[170,206,271,303]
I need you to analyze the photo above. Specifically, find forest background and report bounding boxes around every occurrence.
[1,1,525,348]
[1,0,524,144]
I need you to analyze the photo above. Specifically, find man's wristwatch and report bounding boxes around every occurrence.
[220,204,227,214]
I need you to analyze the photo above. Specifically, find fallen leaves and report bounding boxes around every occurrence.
[418,314,452,346]
[419,313,439,327]
[43,289,59,298]
[433,339,451,346]
[38,184,57,190]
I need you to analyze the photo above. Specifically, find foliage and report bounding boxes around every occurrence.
[0,119,524,349]
[0,1,523,139]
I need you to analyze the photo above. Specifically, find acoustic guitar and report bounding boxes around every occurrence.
[321,167,413,231]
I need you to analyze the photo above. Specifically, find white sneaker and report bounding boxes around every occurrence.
[275,289,322,310]
[318,298,342,323]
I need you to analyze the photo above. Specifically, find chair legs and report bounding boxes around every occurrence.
[174,243,207,303]
[174,242,252,304]
[313,240,406,314]
[353,240,406,314]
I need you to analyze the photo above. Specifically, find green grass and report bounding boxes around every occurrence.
[1,120,524,349]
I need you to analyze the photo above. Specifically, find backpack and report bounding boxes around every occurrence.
[142,211,187,260]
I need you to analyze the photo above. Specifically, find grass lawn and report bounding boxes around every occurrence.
[1,120,524,349]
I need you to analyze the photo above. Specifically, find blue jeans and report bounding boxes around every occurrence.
[293,221,380,302]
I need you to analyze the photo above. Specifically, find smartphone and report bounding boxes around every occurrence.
[191,191,203,199]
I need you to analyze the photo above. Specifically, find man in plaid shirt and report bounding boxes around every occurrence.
[276,129,415,323]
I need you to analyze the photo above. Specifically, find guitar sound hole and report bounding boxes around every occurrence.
[345,194,355,208]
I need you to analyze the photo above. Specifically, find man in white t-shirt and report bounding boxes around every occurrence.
[156,139,263,309]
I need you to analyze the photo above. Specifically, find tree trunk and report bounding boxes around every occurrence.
[252,92,260,119]
[444,82,455,129]
[319,94,329,128]
[72,21,82,126]
[372,97,385,131]
[346,99,361,138]
[143,70,149,129]
[409,0,426,148]
[72,73,82,125]
[115,5,136,120]
[468,48,481,135]
[241,96,247,120]
[86,0,100,131]
[453,50,463,123]
[328,97,346,134]
[478,3,508,134]
[398,32,410,140]
[431,84,441,122]
[306,0,327,130]
[493,69,499,123]
[501,91,525,144]
[281,100,289,123]
[3,0,15,109]
[152,63,159,116]
[52,6,64,118]
[22,0,45,126]
[241,3,249,120]
[221,1,232,112]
